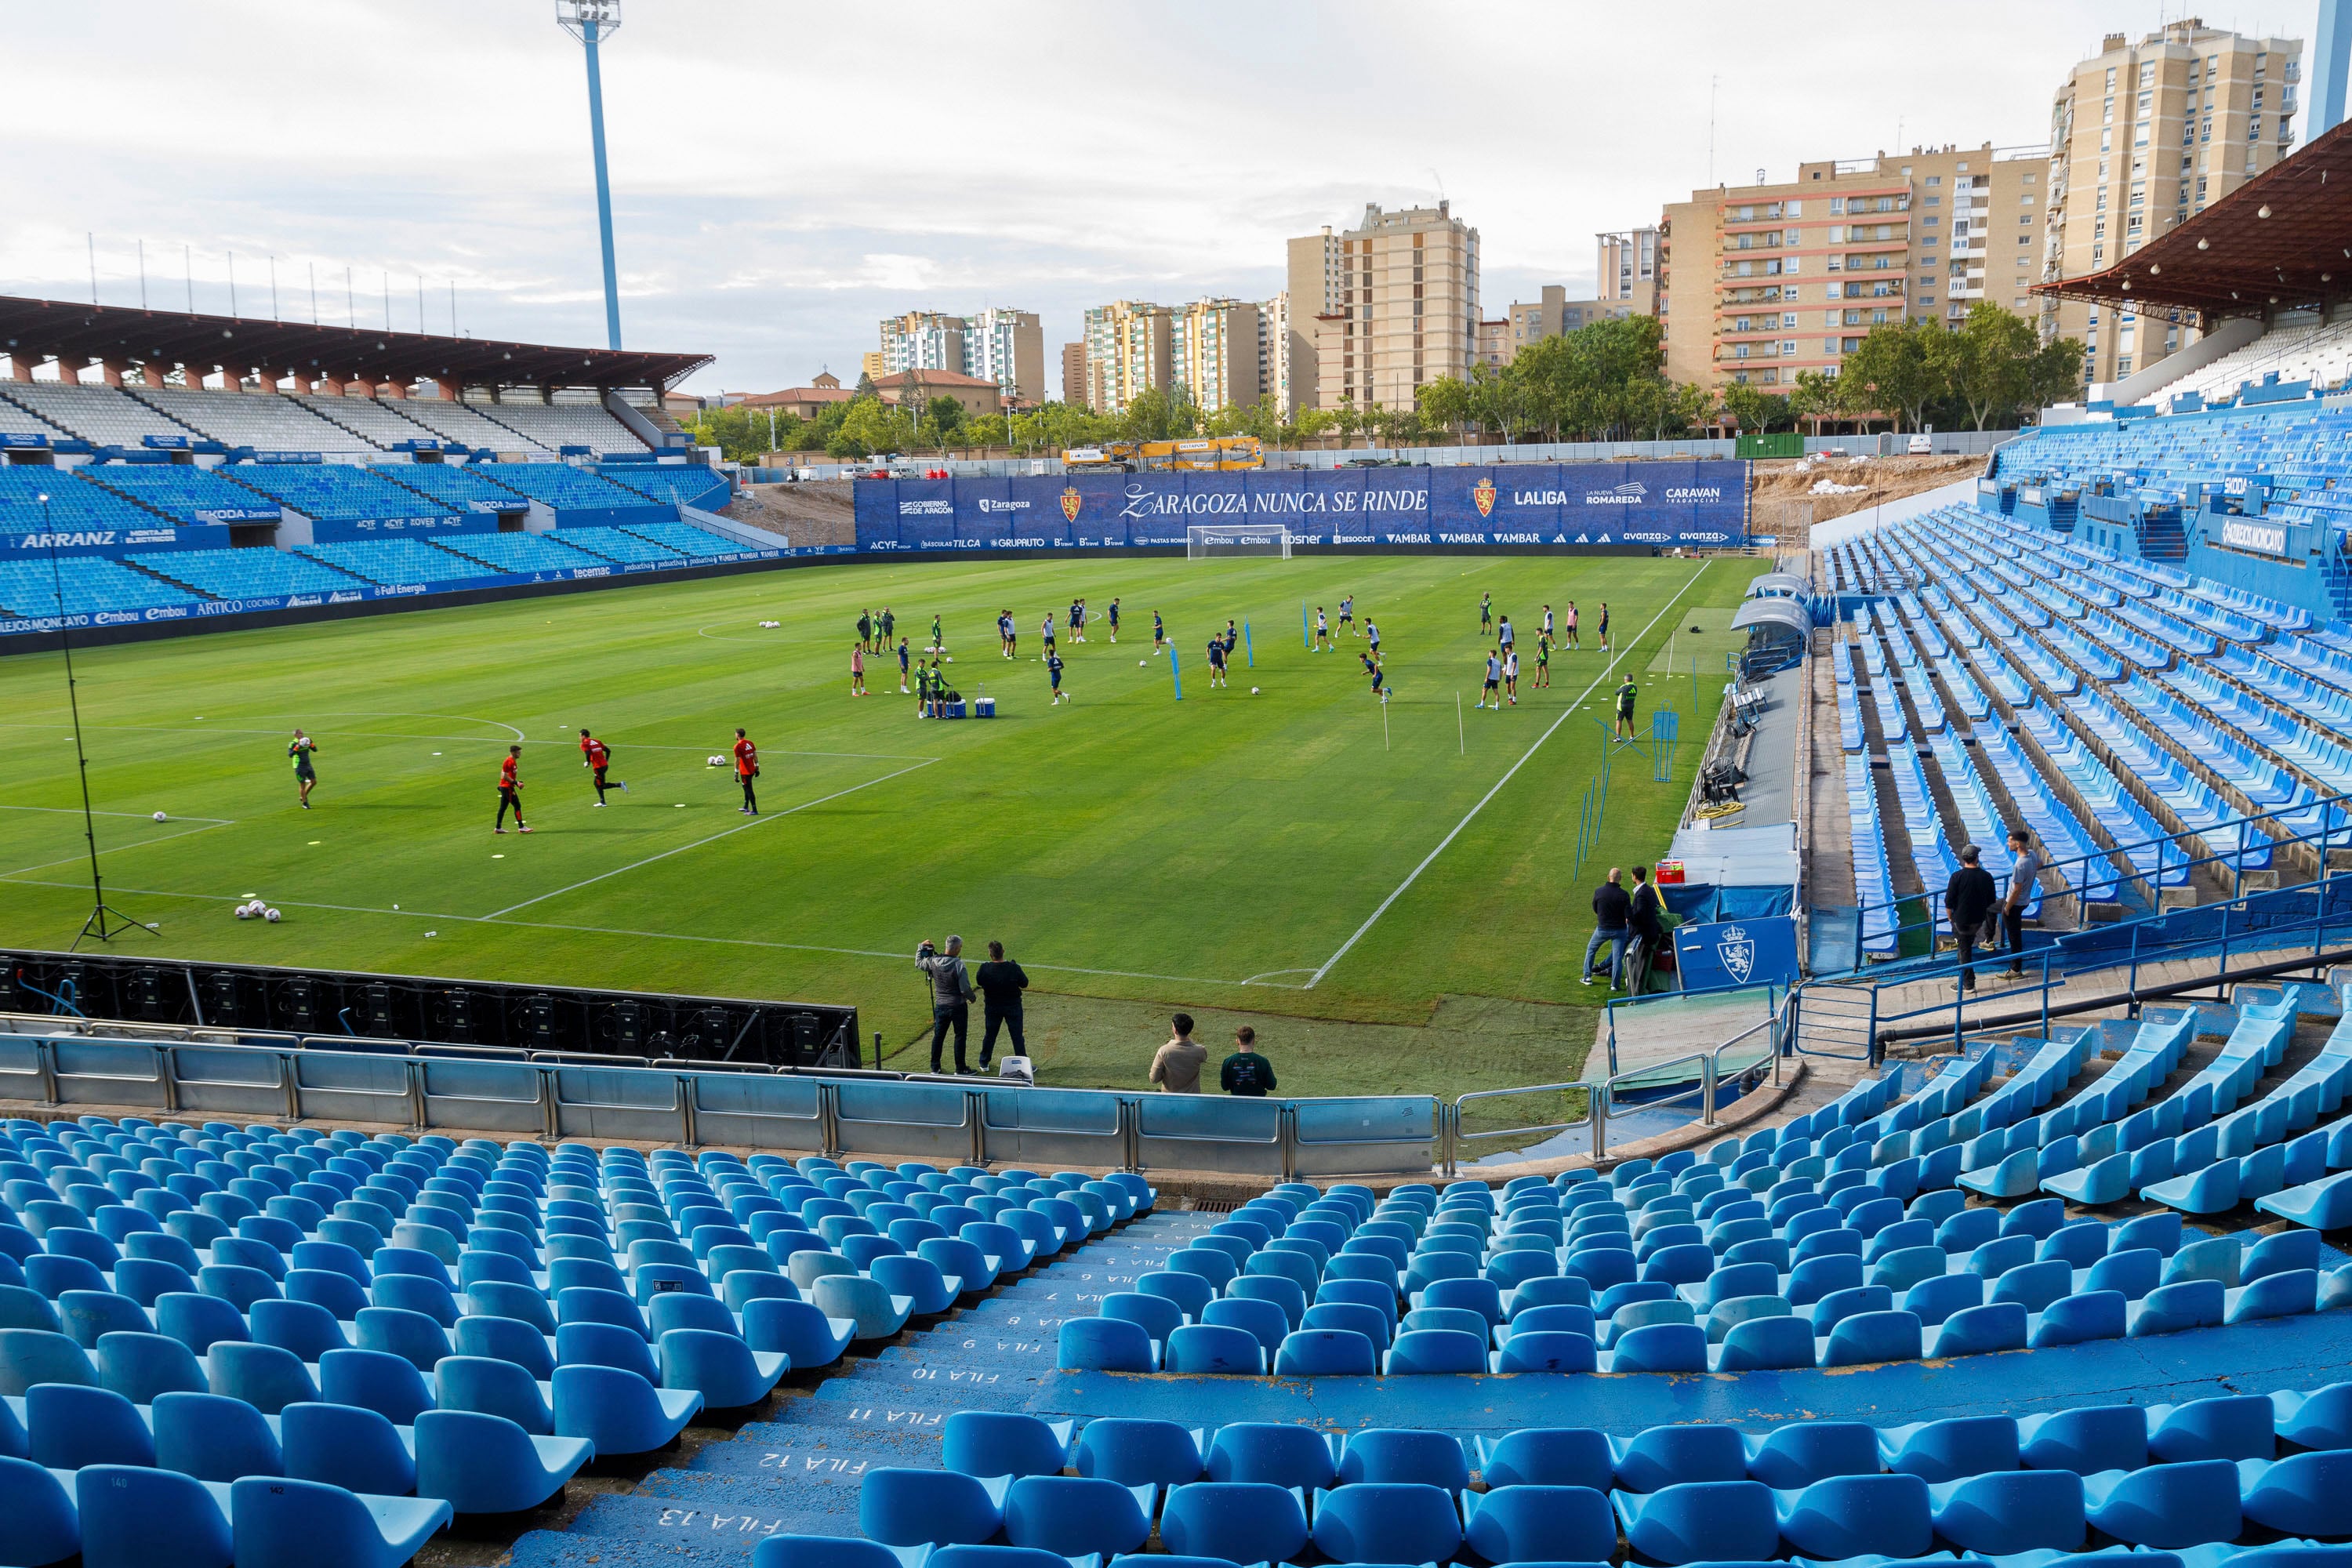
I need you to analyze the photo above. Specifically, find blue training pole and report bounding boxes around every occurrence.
[1245,622,1254,668]
[1171,646,1183,702]
[1302,600,1310,648]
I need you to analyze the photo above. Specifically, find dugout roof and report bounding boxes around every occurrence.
[2032,118,2352,320]
[0,294,713,392]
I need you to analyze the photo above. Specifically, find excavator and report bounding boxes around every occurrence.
[1062,436,1265,473]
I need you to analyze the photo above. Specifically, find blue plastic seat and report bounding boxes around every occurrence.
[1612,1422,1745,1490]
[1460,1482,1613,1563]
[1160,1480,1308,1566]
[1926,1467,2087,1555]
[1713,1313,1816,1371]
[1606,1321,1708,1372]
[859,1466,1007,1547]
[354,1305,451,1371]
[1057,1316,1152,1372]
[1382,1327,1486,1374]
[1774,1471,1933,1559]
[93,1329,206,1403]
[1001,1474,1153,1557]
[1074,1417,1203,1486]
[436,1353,555,1435]
[0,1456,79,1567]
[209,1338,321,1414]
[741,1297,854,1370]
[228,1473,451,1568]
[0,1326,100,1393]
[1207,1419,1336,1488]
[658,1326,788,1406]
[2082,1455,2241,1547]
[56,1289,151,1348]
[413,1406,590,1514]
[944,1410,1072,1479]
[1744,1421,1880,1488]
[252,1298,351,1363]
[1878,1414,2018,1480]
[1613,1478,1780,1563]
[281,1400,416,1494]
[810,1273,913,1341]
[753,1536,906,1568]
[318,1346,436,1425]
[1311,1480,1462,1565]
[156,1401,287,1486]
[1478,1426,1611,1490]
[27,1381,155,1468]
[1822,1307,1925,1367]
[1338,1428,1468,1491]
[552,1363,702,1457]
[1165,1322,1265,1374]
[75,1461,233,1568]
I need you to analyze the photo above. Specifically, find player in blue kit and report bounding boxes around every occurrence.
[1338,595,1356,634]
[1206,635,1229,688]
[1107,597,1120,643]
[1475,650,1502,710]
[1313,606,1332,651]
[998,610,1015,659]
[1152,610,1167,655]
[1359,648,1388,700]
[1047,649,1069,704]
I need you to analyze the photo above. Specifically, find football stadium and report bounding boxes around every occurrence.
[13,5,2352,1568]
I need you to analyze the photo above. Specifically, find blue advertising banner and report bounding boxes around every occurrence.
[2,521,234,557]
[307,512,489,542]
[0,433,50,448]
[854,463,1748,554]
[1674,914,1801,992]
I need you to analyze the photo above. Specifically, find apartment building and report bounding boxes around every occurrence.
[1060,341,1087,408]
[876,307,1046,402]
[1599,227,1660,313]
[1658,143,2046,393]
[1081,300,1174,415]
[1296,201,1479,412]
[1495,268,1653,366]
[1171,298,1264,413]
[1255,292,1290,415]
[1477,318,1510,370]
[1283,230,1344,414]
[2043,20,2305,386]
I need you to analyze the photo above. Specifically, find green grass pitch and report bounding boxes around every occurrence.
[0,552,1750,1102]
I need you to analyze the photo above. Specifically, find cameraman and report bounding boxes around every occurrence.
[916,935,976,1074]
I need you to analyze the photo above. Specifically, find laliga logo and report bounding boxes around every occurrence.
[1716,925,1755,985]
[1472,476,1497,518]
[1060,485,1082,523]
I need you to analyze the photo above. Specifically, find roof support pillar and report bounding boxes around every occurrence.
[98,359,128,389]
[382,379,408,399]
[433,376,462,402]
[140,363,168,390]
[283,368,312,394]
[320,375,348,396]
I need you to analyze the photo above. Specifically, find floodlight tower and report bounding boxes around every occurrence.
[556,0,625,349]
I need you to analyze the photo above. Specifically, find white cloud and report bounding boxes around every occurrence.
[0,0,2320,391]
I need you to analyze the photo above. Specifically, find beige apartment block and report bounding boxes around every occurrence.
[1082,300,1175,415]
[2043,20,2304,387]
[1298,201,1479,413]
[1060,341,1087,408]
[1255,292,1290,412]
[1284,230,1343,413]
[1599,227,1660,314]
[1476,318,1510,370]
[1658,143,2046,394]
[1172,298,1264,413]
[877,307,1043,404]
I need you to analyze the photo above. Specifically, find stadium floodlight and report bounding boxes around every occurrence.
[556,0,625,350]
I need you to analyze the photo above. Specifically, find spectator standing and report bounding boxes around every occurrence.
[1583,868,1632,989]
[1220,1025,1278,1096]
[1944,845,2000,992]
[1614,673,1639,740]
[2003,827,2041,978]
[916,936,976,1073]
[975,940,1029,1069]
[1149,1014,1207,1093]
[1627,864,1666,995]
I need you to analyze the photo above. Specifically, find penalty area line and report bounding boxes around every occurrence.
[477,757,942,920]
[1302,565,1708,990]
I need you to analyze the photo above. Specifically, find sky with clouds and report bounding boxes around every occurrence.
[0,0,2321,395]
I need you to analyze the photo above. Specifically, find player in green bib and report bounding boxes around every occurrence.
[288,729,318,809]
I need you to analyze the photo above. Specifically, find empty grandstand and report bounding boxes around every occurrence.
[0,556,197,616]
[0,382,198,446]
[287,390,450,449]
[78,463,285,524]
[381,462,531,512]
[136,546,368,600]
[0,468,170,534]
[224,463,466,524]
[466,393,648,452]
[437,529,612,573]
[129,387,376,453]
[383,397,554,452]
[467,460,655,510]
[295,537,508,586]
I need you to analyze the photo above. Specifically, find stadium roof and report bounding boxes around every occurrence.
[2033,118,2352,320]
[0,294,713,391]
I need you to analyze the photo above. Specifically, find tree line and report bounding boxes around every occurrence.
[681,304,2082,462]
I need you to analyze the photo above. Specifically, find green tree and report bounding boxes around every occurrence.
[1788,370,1842,430]
[1839,318,1946,433]
[917,394,967,454]
[1720,381,1793,434]
[852,368,877,397]
[1416,376,1474,446]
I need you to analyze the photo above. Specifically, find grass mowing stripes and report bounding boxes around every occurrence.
[0,552,1748,1100]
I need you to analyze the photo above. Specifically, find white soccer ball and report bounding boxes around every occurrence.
[1251,687,1261,695]
[234,904,252,920]
[707,755,723,768]
[945,656,953,663]
[153,811,167,822]
[264,908,281,923]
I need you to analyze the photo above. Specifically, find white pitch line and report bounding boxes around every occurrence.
[0,806,234,821]
[477,757,942,920]
[0,723,935,763]
[1302,566,1708,989]
[0,818,243,880]
[0,875,1284,989]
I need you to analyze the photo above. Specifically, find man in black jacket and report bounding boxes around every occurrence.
[1583,868,1634,990]
[975,940,1029,1070]
[1944,844,2001,992]
[1625,864,1667,995]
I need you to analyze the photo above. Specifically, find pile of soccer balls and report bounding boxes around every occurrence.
[758,620,780,629]
[706,754,726,768]
[234,901,282,924]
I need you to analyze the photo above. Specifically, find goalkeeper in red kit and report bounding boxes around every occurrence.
[733,728,760,815]
[495,746,531,833]
[579,729,627,806]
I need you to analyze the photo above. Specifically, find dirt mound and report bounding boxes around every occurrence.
[728,480,856,547]
[1748,452,1986,545]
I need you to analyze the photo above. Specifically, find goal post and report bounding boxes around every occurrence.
[1187,524,1292,560]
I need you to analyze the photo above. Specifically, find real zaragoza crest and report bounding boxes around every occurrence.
[1472,476,1497,518]
[1059,486,1082,523]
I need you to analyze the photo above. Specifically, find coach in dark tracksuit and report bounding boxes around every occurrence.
[976,941,1029,1069]
[916,937,975,1074]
